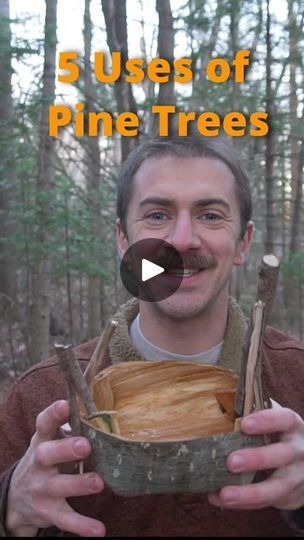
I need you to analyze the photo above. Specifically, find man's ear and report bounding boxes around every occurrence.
[233,221,254,267]
[116,218,129,259]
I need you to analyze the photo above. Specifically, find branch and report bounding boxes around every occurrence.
[84,319,118,386]
[55,344,97,417]
[235,254,280,417]
[243,301,265,417]
[56,343,111,434]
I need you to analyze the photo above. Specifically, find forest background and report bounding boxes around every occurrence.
[0,0,303,395]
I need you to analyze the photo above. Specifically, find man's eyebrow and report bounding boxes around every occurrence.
[138,196,231,211]
[195,198,231,211]
[139,197,174,208]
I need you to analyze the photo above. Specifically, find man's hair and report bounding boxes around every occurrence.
[116,136,252,238]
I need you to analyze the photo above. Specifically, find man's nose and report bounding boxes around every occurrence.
[167,214,201,252]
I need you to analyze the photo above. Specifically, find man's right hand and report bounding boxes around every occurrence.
[6,400,106,537]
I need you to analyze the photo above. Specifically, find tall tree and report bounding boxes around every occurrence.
[83,0,104,338]
[28,0,57,362]
[288,0,303,254]
[155,0,174,106]
[264,0,275,254]
[101,0,137,161]
[147,0,174,135]
[0,0,17,314]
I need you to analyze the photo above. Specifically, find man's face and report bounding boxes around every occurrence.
[117,155,253,320]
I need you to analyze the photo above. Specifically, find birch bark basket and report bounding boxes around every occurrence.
[80,361,262,496]
[56,254,280,496]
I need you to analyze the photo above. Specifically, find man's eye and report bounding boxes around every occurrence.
[147,212,168,221]
[201,212,221,221]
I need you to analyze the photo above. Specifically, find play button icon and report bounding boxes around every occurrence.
[120,238,184,302]
[142,259,164,282]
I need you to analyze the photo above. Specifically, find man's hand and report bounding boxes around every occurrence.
[208,401,304,511]
[6,400,106,537]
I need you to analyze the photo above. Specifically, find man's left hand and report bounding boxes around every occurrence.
[208,402,304,510]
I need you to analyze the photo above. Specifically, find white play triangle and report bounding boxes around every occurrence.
[142,258,164,282]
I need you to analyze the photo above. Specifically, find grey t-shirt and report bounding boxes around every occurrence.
[129,314,223,364]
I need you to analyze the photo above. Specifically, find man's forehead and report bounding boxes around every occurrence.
[133,154,236,189]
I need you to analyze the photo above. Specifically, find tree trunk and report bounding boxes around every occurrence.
[155,0,174,106]
[148,0,175,135]
[0,0,17,314]
[84,0,103,339]
[64,191,74,341]
[264,0,275,254]
[288,0,303,254]
[29,0,57,363]
[101,0,137,162]
[229,1,239,131]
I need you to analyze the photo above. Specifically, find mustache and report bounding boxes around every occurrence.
[155,252,217,270]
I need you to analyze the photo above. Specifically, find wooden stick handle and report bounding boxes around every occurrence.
[243,301,265,417]
[56,344,97,417]
[84,319,118,386]
[256,254,280,323]
[234,254,280,417]
[56,343,111,433]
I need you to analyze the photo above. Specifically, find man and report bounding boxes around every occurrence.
[1,136,304,537]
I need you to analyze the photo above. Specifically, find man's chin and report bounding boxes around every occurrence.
[152,295,210,321]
